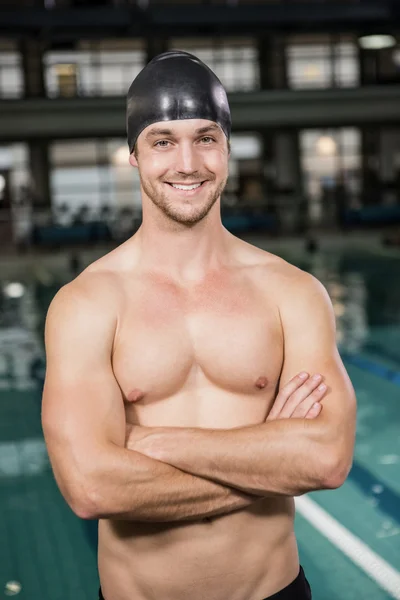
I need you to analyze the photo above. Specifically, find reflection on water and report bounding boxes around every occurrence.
[329,272,368,354]
[293,253,368,354]
[0,438,49,478]
[0,327,43,391]
[0,282,44,390]
[296,251,400,361]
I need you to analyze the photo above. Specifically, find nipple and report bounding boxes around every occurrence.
[255,376,268,389]
[127,388,145,403]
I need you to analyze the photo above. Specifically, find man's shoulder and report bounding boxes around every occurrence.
[62,240,136,303]
[264,259,332,321]
[236,239,328,304]
[236,238,313,283]
[47,262,122,326]
[266,255,327,302]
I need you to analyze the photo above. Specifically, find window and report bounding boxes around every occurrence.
[0,52,24,98]
[50,139,141,224]
[0,144,29,201]
[287,40,359,89]
[170,39,260,92]
[44,46,145,97]
[300,128,361,222]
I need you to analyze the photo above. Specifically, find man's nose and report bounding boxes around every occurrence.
[175,143,199,175]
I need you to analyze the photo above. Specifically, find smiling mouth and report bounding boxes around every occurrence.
[166,182,206,191]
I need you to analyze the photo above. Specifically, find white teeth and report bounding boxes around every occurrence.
[171,183,202,190]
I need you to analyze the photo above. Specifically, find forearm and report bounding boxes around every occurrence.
[199,420,329,495]
[140,420,336,497]
[80,444,257,522]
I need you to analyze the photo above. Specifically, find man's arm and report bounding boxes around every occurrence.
[131,272,356,497]
[42,278,256,522]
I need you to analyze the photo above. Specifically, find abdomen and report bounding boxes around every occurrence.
[98,498,297,600]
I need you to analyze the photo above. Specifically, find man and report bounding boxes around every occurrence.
[42,52,356,600]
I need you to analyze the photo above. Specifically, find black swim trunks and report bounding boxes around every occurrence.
[265,567,312,599]
[99,566,311,599]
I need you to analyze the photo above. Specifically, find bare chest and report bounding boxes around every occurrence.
[112,276,283,426]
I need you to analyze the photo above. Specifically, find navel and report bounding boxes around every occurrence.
[127,388,145,403]
[255,376,268,389]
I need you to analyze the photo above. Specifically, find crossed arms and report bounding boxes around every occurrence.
[41,271,356,522]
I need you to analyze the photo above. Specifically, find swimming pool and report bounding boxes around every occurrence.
[0,246,399,600]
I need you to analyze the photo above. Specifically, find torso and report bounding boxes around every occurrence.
[87,233,300,600]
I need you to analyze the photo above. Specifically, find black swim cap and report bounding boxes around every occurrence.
[126,51,231,153]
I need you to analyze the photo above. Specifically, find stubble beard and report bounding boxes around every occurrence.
[140,174,228,226]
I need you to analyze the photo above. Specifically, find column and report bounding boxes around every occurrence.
[274,130,304,232]
[358,47,378,86]
[20,38,51,207]
[361,127,380,206]
[29,140,51,208]
[258,35,287,90]
[20,38,46,98]
[146,36,168,64]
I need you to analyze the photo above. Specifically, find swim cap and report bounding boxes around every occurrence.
[126,51,231,153]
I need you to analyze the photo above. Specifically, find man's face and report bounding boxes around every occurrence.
[130,119,229,226]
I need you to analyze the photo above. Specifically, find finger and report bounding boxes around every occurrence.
[279,374,324,418]
[266,372,309,420]
[305,402,322,419]
[291,383,327,418]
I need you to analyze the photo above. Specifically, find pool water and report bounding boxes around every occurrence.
[0,247,399,600]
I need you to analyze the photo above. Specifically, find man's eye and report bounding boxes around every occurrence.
[201,137,214,144]
[155,140,170,147]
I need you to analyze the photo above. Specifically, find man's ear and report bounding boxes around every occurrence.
[129,152,138,168]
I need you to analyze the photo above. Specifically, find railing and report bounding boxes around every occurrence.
[68,0,363,6]
[2,193,400,254]
[3,0,364,6]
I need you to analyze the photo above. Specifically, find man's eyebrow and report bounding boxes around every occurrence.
[145,124,222,140]
[145,128,174,139]
[195,124,221,135]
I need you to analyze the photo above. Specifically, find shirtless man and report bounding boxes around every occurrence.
[42,51,356,600]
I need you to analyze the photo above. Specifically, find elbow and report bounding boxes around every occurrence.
[67,485,100,520]
[70,501,94,521]
[64,475,106,520]
[70,495,99,520]
[321,452,352,490]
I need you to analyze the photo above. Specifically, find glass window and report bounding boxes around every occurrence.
[50,139,141,223]
[287,41,359,89]
[170,39,260,92]
[0,144,29,200]
[107,139,141,208]
[333,43,359,87]
[44,48,145,97]
[230,134,262,160]
[300,128,361,223]
[0,144,29,251]
[0,52,24,98]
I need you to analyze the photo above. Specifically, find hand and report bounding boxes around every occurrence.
[266,372,327,421]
